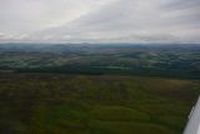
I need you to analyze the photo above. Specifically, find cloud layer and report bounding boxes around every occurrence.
[0,0,200,43]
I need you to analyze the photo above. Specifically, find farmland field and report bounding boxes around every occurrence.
[0,43,200,134]
[0,73,199,134]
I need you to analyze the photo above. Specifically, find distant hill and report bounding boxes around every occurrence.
[0,43,199,79]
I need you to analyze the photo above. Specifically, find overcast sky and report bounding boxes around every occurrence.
[0,0,200,43]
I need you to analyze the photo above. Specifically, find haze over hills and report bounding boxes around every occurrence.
[0,43,199,79]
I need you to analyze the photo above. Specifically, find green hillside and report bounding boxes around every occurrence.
[0,74,199,134]
[0,44,199,79]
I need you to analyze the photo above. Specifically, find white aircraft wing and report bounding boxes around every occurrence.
[183,96,200,134]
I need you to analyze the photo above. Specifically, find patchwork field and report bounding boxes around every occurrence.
[0,73,199,134]
[0,44,199,79]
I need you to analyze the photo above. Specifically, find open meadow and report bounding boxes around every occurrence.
[0,73,199,134]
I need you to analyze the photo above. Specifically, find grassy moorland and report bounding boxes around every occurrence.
[0,73,199,134]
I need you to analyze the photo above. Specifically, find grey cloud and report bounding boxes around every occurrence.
[0,0,112,34]
[162,0,200,10]
[1,0,200,43]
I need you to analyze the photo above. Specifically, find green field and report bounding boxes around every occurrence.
[0,44,199,79]
[0,73,199,134]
